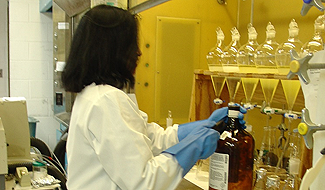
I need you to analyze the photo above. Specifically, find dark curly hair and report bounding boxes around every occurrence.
[61,5,140,93]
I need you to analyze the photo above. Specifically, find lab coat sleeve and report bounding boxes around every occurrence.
[140,110,180,156]
[86,92,183,190]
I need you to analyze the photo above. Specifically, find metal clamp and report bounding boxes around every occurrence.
[287,49,325,84]
[295,108,325,149]
[278,116,288,150]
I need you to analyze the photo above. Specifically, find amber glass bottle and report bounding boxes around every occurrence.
[209,105,255,190]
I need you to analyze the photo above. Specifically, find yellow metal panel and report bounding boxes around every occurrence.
[135,0,235,122]
[155,17,201,125]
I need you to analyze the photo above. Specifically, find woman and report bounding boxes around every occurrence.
[61,5,245,190]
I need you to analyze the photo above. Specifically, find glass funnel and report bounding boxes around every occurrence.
[281,80,300,113]
[238,23,259,109]
[242,78,259,108]
[211,76,226,105]
[226,77,241,105]
[260,79,279,110]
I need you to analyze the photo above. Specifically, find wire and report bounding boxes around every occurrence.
[30,137,67,176]
[42,156,67,177]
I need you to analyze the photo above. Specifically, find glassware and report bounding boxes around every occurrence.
[253,168,267,190]
[255,22,279,74]
[276,19,303,119]
[223,27,241,73]
[226,77,241,105]
[209,105,255,190]
[238,23,259,73]
[301,15,324,57]
[266,175,280,190]
[237,23,259,142]
[282,174,301,190]
[33,161,47,180]
[207,27,225,72]
[196,157,210,182]
[275,19,303,75]
[238,23,259,110]
[166,110,173,127]
[255,22,279,125]
[256,126,279,167]
[207,27,226,105]
[211,76,226,105]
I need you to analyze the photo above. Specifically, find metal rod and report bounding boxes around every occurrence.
[129,0,170,15]
[237,0,240,28]
[250,0,254,25]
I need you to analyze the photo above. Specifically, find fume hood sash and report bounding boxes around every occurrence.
[54,0,90,17]
[129,0,170,14]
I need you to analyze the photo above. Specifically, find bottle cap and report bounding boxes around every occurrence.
[228,105,240,118]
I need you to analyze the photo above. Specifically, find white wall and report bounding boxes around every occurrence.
[9,0,59,150]
[0,0,8,97]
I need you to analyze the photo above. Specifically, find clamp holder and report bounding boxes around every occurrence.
[296,108,325,149]
[287,49,325,84]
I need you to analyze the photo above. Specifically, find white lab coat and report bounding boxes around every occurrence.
[66,83,183,190]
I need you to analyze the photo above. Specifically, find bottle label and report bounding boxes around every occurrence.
[209,152,229,190]
[228,110,239,118]
[219,131,231,140]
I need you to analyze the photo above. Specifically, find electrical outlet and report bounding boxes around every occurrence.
[56,92,63,106]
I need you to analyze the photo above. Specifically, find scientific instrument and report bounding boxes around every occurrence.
[237,23,259,73]
[301,15,324,56]
[276,19,303,75]
[207,27,226,105]
[207,27,225,72]
[255,22,279,120]
[223,27,241,73]
[237,23,259,131]
[288,33,325,190]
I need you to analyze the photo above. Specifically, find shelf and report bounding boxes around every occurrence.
[201,69,299,80]
[191,69,304,114]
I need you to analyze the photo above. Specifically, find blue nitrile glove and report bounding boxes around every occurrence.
[163,121,219,176]
[178,106,246,141]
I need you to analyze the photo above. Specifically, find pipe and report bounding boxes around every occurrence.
[250,0,255,25]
